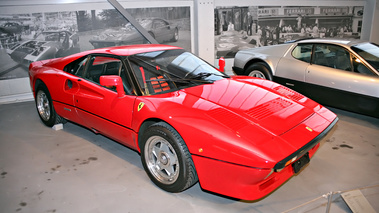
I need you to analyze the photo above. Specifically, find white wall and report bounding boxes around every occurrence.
[367,0,379,44]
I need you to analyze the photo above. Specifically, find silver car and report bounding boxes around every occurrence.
[233,39,379,118]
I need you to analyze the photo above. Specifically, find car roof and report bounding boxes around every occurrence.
[78,44,181,57]
[45,44,182,70]
[295,38,369,47]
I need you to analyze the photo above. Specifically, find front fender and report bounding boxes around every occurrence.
[131,91,277,169]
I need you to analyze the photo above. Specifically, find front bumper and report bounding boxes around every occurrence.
[274,117,338,171]
[192,142,320,200]
[192,116,338,200]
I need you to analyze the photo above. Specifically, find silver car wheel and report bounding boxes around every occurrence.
[145,135,180,184]
[248,70,267,79]
[36,90,51,121]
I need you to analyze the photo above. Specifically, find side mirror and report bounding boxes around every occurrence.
[100,75,124,97]
[217,57,225,72]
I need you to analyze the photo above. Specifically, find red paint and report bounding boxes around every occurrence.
[29,44,337,200]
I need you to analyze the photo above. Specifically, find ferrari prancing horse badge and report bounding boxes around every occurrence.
[138,102,145,112]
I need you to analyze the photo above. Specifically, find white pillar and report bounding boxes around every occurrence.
[194,0,215,64]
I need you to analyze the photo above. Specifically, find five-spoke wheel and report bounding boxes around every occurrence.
[35,84,64,127]
[140,122,198,192]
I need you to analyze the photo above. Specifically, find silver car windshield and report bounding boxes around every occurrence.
[351,43,379,72]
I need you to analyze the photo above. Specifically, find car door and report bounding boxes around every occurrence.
[305,43,379,114]
[275,43,312,93]
[73,54,138,148]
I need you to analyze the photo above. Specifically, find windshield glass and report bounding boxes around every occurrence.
[34,31,68,42]
[128,49,229,95]
[351,42,379,72]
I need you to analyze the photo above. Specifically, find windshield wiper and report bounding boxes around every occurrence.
[187,72,229,80]
[147,77,214,84]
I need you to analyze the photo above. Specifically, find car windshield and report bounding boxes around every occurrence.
[35,31,67,42]
[351,42,379,72]
[124,19,152,30]
[128,49,229,95]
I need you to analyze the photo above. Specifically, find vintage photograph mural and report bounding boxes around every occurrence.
[214,6,364,58]
[0,6,191,80]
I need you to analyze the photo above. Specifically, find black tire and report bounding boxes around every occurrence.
[35,83,65,127]
[140,122,198,193]
[245,62,273,81]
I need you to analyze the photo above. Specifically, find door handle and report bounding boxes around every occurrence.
[67,79,73,89]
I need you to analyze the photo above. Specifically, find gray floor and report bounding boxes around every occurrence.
[0,101,378,213]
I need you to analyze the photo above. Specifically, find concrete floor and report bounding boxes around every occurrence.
[0,101,378,213]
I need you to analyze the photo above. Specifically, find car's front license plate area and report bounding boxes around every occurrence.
[292,152,310,173]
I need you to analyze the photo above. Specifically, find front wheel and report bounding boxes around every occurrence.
[35,84,64,127]
[140,122,198,192]
[245,63,273,81]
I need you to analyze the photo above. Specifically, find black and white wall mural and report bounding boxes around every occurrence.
[214,6,364,58]
[0,6,191,80]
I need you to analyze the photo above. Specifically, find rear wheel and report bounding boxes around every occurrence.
[140,122,198,192]
[35,84,64,127]
[245,62,273,80]
[171,28,179,42]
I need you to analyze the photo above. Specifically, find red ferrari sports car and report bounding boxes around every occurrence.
[29,44,338,200]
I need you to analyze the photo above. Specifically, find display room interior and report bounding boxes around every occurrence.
[0,0,378,212]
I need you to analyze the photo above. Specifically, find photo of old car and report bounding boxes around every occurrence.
[0,22,24,47]
[6,30,80,66]
[233,39,379,118]
[29,44,337,200]
[89,18,179,48]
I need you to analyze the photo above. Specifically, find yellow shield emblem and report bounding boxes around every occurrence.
[138,102,145,112]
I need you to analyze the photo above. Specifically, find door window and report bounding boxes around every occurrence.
[64,56,88,77]
[128,57,173,95]
[352,58,375,76]
[153,19,167,29]
[312,44,352,71]
[64,55,133,95]
[85,56,121,84]
[292,44,312,63]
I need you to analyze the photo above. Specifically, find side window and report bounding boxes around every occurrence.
[292,44,312,63]
[352,58,375,76]
[85,56,121,84]
[129,58,172,95]
[64,56,88,77]
[154,20,166,29]
[313,44,352,71]
[84,56,133,94]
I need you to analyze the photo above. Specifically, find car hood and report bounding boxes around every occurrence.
[177,76,333,167]
[183,76,316,137]
[138,76,335,168]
